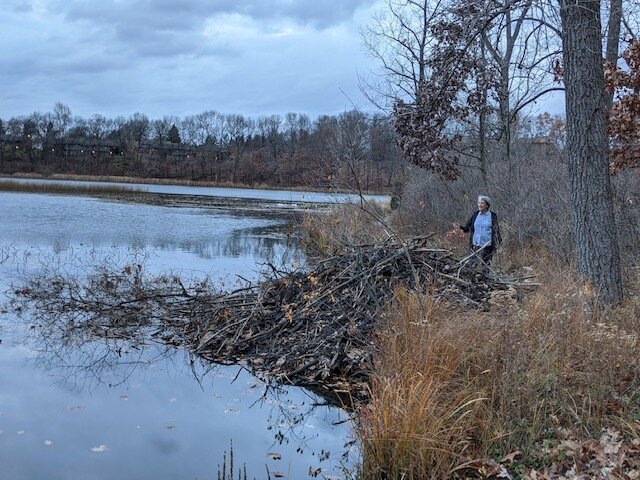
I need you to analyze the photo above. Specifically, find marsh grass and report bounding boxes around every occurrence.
[301,203,391,256]
[217,442,250,480]
[4,172,387,195]
[357,261,640,479]
[0,179,144,196]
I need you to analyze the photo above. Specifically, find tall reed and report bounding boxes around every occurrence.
[358,291,493,479]
[357,261,640,478]
[0,179,142,195]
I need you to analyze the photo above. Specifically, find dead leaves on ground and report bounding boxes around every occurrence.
[525,427,640,479]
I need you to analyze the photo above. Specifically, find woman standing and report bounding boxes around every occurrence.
[459,195,502,265]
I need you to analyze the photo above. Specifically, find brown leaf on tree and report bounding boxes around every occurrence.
[606,39,640,172]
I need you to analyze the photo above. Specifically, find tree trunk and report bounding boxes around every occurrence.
[559,0,623,304]
[605,0,623,110]
[479,40,489,188]
[498,65,512,195]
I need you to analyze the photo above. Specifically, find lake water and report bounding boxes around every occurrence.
[0,190,356,479]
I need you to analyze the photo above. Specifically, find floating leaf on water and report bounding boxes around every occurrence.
[119,395,129,401]
[169,397,177,404]
[224,408,240,414]
[267,452,282,460]
[165,425,176,430]
[17,430,25,435]
[308,467,322,477]
[273,472,285,478]
[91,444,109,453]
[44,440,53,446]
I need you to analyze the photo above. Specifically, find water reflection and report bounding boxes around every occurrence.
[0,191,354,479]
[10,317,356,479]
[154,225,302,264]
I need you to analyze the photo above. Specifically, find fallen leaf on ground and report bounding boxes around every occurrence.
[501,450,522,464]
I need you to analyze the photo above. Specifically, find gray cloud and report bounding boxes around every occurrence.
[0,0,380,119]
[55,0,375,35]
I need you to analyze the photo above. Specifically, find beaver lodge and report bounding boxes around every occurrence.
[10,236,535,408]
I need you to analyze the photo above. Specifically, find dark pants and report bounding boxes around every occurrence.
[472,245,494,265]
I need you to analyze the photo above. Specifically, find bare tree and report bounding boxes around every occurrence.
[52,102,72,139]
[87,114,110,141]
[225,114,254,183]
[125,113,150,147]
[151,116,180,145]
[29,111,57,151]
[477,0,563,195]
[361,0,449,108]
[327,110,371,194]
[256,115,283,182]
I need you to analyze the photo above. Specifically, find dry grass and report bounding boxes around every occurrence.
[300,203,392,256]
[357,259,640,479]
[358,291,492,479]
[4,172,385,195]
[0,179,143,196]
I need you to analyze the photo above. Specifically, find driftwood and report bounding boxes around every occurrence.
[10,236,536,407]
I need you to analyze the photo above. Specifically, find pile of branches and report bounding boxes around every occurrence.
[9,237,533,406]
[195,236,530,404]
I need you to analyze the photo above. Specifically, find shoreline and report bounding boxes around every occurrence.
[0,172,390,196]
[0,177,341,216]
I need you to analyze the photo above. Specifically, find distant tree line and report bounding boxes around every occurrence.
[0,103,406,192]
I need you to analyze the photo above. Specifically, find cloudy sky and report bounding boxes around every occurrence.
[2,0,565,122]
[1,0,384,121]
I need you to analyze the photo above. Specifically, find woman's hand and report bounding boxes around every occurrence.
[456,222,468,232]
